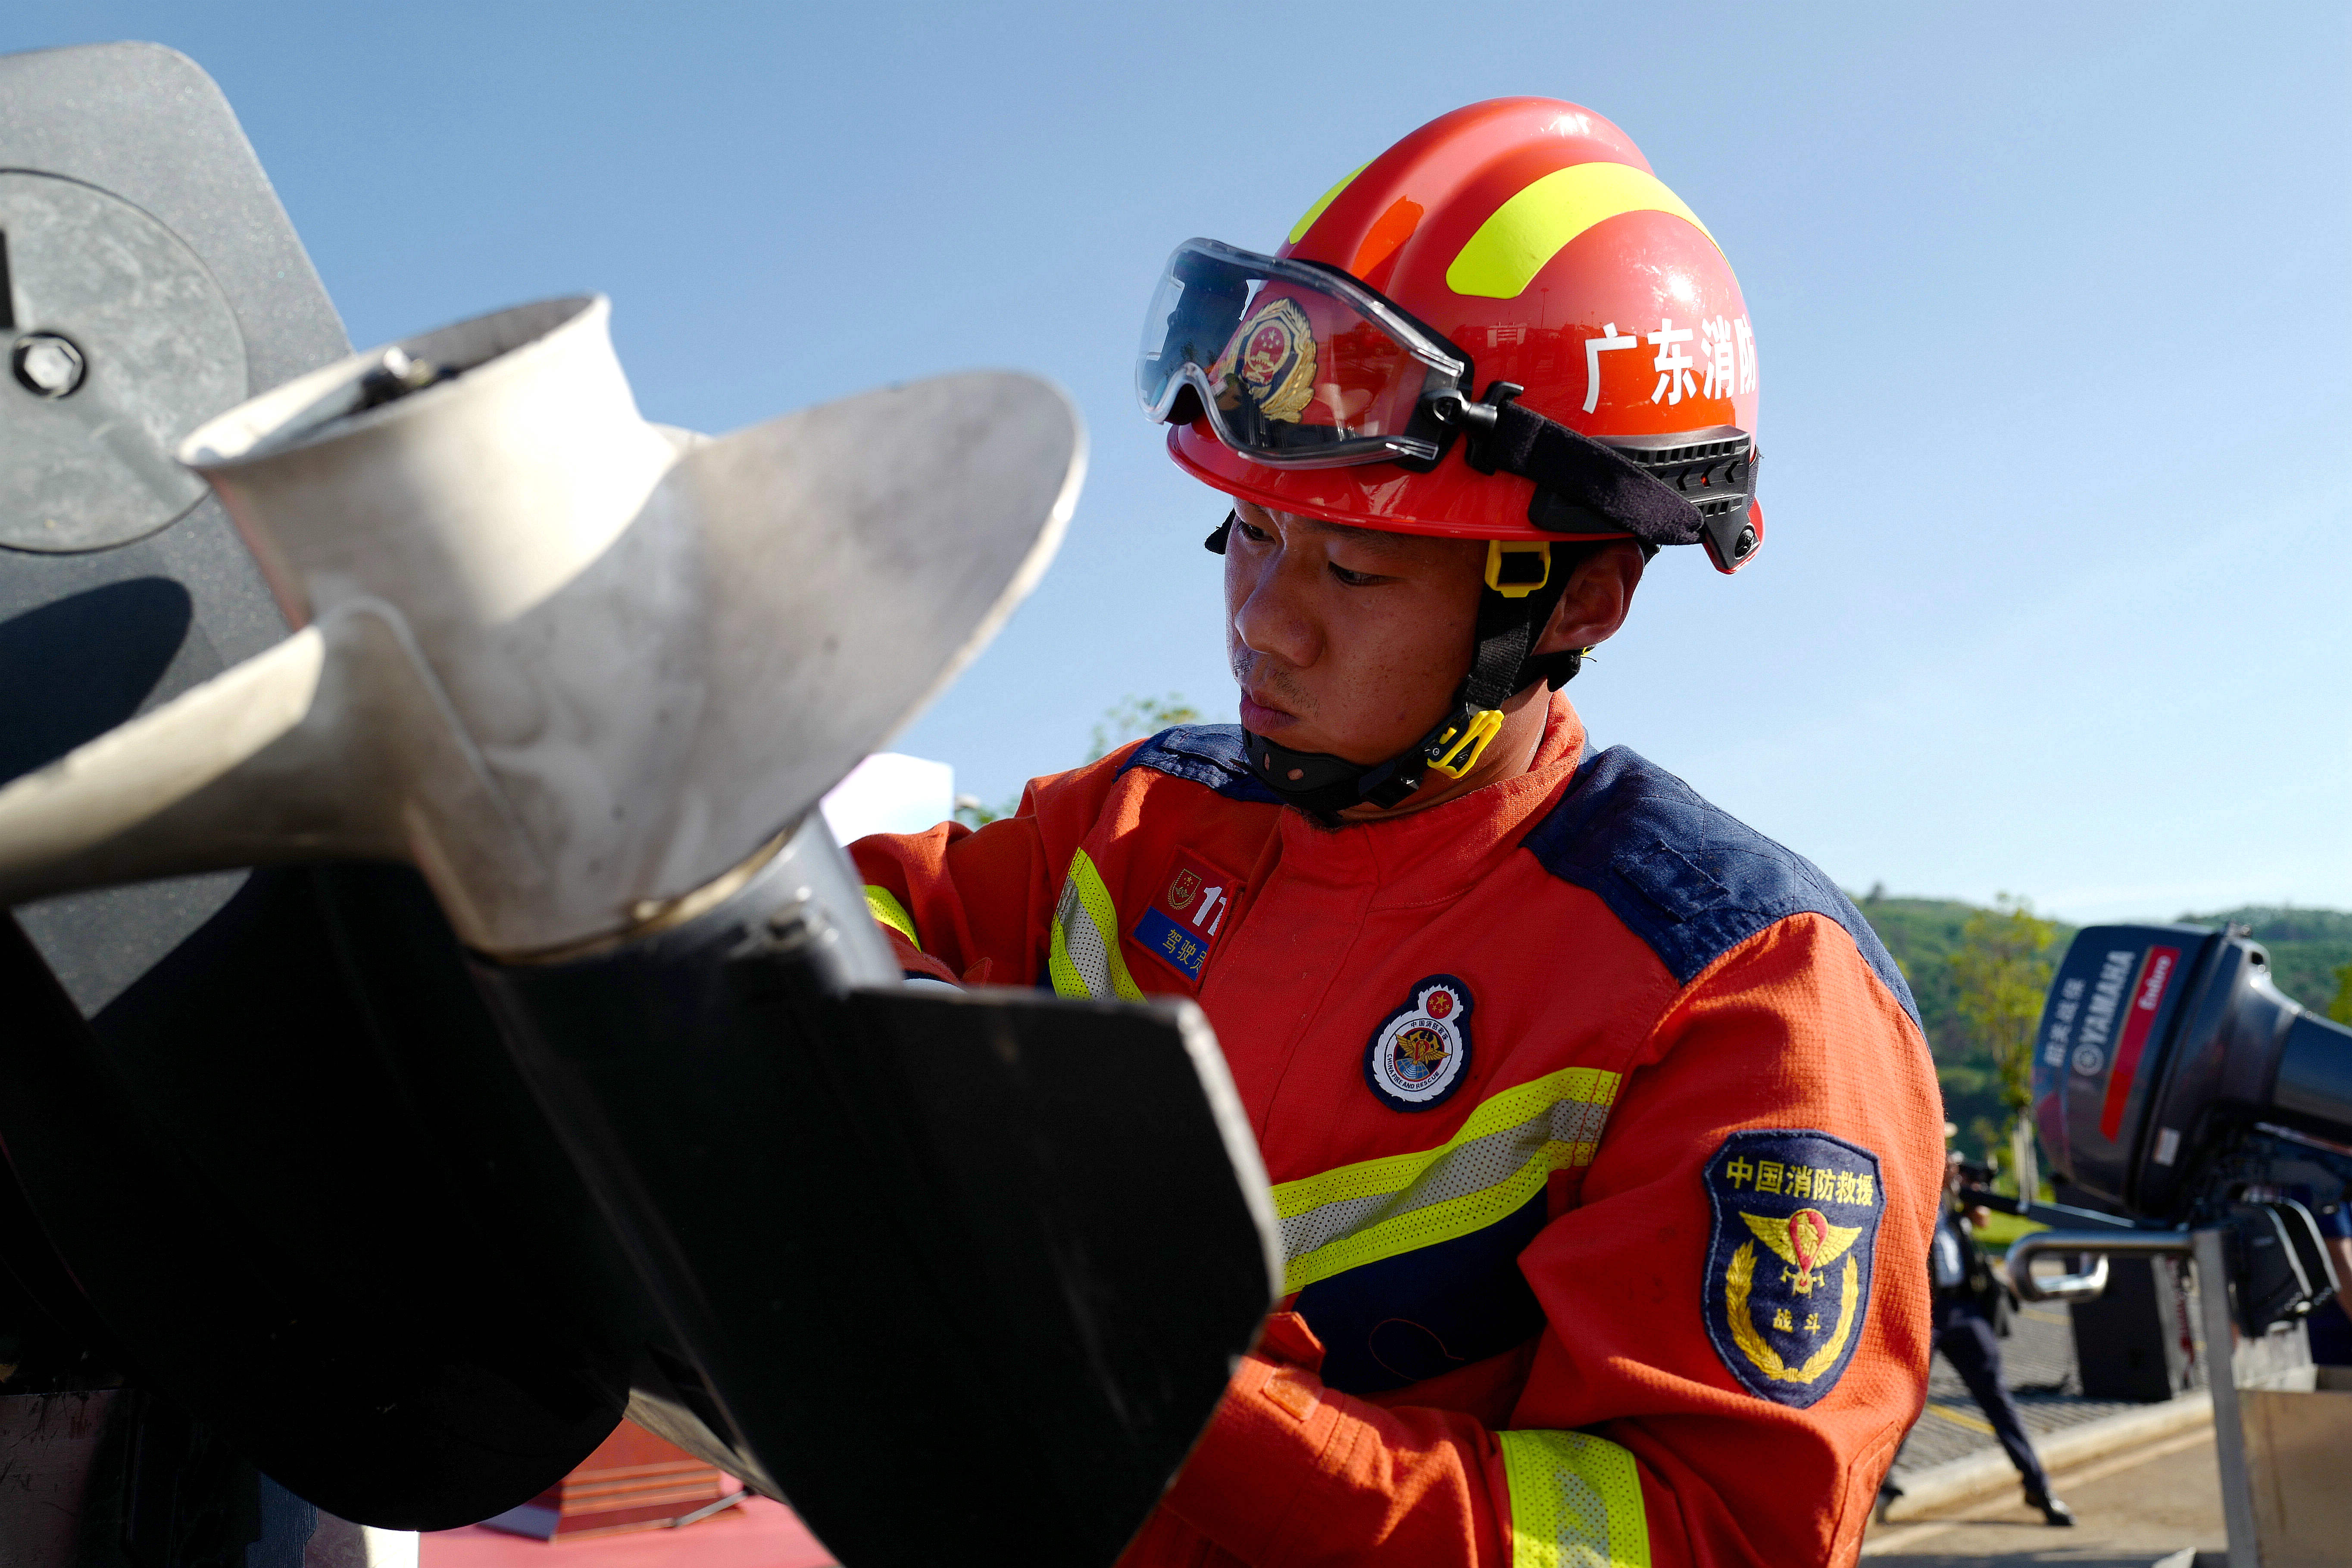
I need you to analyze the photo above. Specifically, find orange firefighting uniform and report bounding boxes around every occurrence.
[850,695,1942,1567]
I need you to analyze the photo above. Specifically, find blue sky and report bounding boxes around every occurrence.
[13,1,2348,927]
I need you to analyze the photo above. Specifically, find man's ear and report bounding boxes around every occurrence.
[1532,540,1645,656]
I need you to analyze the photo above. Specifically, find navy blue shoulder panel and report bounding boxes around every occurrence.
[1118,724,1284,805]
[1522,747,1919,1028]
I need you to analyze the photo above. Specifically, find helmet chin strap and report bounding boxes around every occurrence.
[1208,514,1581,826]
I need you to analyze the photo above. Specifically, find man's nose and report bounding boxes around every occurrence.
[1232,548,1322,670]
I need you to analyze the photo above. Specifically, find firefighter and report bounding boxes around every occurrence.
[852,99,1943,1566]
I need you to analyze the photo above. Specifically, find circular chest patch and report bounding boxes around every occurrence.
[1364,975,1475,1112]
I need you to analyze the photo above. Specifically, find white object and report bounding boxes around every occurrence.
[0,296,1081,957]
[302,1514,419,1568]
[821,752,955,845]
[357,1528,419,1568]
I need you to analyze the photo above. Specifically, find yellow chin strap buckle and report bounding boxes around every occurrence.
[1426,543,1549,782]
[1484,539,1550,598]
[1427,707,1506,778]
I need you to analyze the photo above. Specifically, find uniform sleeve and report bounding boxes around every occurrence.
[1122,912,1943,1568]
[846,749,1135,987]
[1128,1311,1514,1568]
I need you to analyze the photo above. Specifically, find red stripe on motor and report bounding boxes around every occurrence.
[2099,946,2180,1141]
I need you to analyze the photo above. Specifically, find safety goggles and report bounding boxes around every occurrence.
[1137,238,1471,470]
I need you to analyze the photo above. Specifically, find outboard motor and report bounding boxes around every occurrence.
[0,41,1277,1568]
[2023,924,2350,1330]
[2001,924,2352,1567]
[2035,925,2352,1220]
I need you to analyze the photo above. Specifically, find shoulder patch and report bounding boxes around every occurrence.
[1118,725,1284,805]
[1701,1129,1884,1407]
[1520,747,1919,1028]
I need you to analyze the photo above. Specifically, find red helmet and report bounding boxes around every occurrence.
[1146,97,1764,573]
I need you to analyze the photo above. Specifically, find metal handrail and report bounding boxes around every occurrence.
[2007,1227,2193,1302]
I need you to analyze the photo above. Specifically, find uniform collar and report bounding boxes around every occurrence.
[1272,694,1587,903]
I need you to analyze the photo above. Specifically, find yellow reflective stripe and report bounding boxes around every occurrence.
[1499,1429,1650,1568]
[1045,848,1144,1003]
[1446,162,1717,300]
[1287,161,1371,245]
[1271,1064,1619,1295]
[1046,913,1090,999]
[1271,1064,1616,1217]
[863,885,921,951]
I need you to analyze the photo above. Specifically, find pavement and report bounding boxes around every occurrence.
[1866,1293,2227,1566]
[1863,1422,2221,1565]
[1887,1302,2203,1483]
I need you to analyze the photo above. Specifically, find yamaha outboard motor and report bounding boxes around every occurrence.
[2031,923,2352,1322]
[2007,923,2351,1338]
[0,41,1277,1567]
[2036,924,2352,1216]
[2005,928,2352,1563]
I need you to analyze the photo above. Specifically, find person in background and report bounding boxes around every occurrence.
[1878,1131,2074,1527]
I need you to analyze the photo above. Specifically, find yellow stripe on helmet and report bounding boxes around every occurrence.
[1288,161,1372,246]
[1446,162,1717,301]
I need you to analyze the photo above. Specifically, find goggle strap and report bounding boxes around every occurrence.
[1460,396,1710,548]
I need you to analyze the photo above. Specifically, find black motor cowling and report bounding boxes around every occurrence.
[2033,923,2352,1220]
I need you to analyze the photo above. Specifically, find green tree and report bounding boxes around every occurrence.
[1087,693,1202,763]
[1948,895,2055,1194]
[2330,959,2352,1026]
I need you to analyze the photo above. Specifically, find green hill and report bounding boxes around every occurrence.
[1850,893,2351,1160]
[1850,893,2076,1157]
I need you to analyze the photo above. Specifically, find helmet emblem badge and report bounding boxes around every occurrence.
[1221,298,1317,423]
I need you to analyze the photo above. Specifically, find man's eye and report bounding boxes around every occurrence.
[1234,518,1273,544]
[1328,562,1379,586]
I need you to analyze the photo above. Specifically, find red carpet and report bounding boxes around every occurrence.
[422,1499,834,1568]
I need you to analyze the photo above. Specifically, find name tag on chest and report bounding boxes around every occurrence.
[1132,852,1237,985]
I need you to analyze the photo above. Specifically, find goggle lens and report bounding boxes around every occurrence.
[1138,240,1465,468]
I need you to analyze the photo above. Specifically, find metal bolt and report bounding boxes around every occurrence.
[12,333,85,398]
